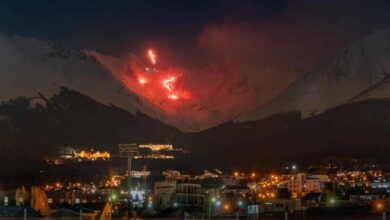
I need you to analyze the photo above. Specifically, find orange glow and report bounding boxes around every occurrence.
[168,94,179,100]
[148,49,157,65]
[138,77,148,85]
[223,204,230,211]
[376,202,384,210]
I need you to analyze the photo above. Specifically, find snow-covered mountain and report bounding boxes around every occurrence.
[0,33,143,112]
[0,33,211,131]
[2,31,390,169]
[0,33,260,132]
[350,76,390,102]
[237,28,390,122]
[3,27,390,132]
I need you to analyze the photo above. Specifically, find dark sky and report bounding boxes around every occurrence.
[0,0,287,54]
[1,0,390,57]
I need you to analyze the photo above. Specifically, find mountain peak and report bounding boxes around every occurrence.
[237,28,390,122]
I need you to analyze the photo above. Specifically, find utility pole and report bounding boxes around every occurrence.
[119,144,140,219]
[208,197,216,220]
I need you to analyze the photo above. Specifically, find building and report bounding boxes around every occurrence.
[139,144,173,151]
[154,181,176,209]
[196,169,223,180]
[370,181,390,193]
[174,182,204,207]
[222,185,250,197]
[305,175,330,193]
[287,173,305,198]
[154,180,204,209]
[50,203,107,220]
[162,170,190,181]
[287,173,329,198]
[259,198,303,213]
[302,192,323,207]
[0,206,42,219]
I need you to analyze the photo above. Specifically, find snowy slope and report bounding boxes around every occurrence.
[0,33,202,132]
[237,28,390,122]
[0,33,254,132]
[350,77,390,102]
[0,33,141,113]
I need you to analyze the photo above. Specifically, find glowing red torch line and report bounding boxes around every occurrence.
[163,76,176,92]
[133,49,186,101]
[148,49,157,65]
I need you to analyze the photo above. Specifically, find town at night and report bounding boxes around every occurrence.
[1,0,390,219]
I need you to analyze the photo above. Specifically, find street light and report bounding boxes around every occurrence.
[208,197,217,220]
[236,201,243,220]
[223,204,230,211]
[251,172,256,178]
[119,144,140,218]
[329,198,336,206]
[377,203,384,210]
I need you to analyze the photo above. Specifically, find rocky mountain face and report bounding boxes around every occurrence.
[0,88,182,175]
[188,98,390,170]
[1,87,389,173]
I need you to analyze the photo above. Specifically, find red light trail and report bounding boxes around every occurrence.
[147,49,157,65]
[133,49,187,101]
[162,76,176,92]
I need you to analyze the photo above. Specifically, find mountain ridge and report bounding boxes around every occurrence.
[237,28,390,122]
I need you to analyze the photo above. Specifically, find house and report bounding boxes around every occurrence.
[302,192,323,207]
[0,206,43,219]
[50,203,106,220]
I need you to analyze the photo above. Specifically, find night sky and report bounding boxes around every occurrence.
[0,0,286,55]
[1,0,389,55]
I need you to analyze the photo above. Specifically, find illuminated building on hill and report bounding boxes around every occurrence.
[139,144,173,151]
[72,150,110,161]
[130,143,185,160]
